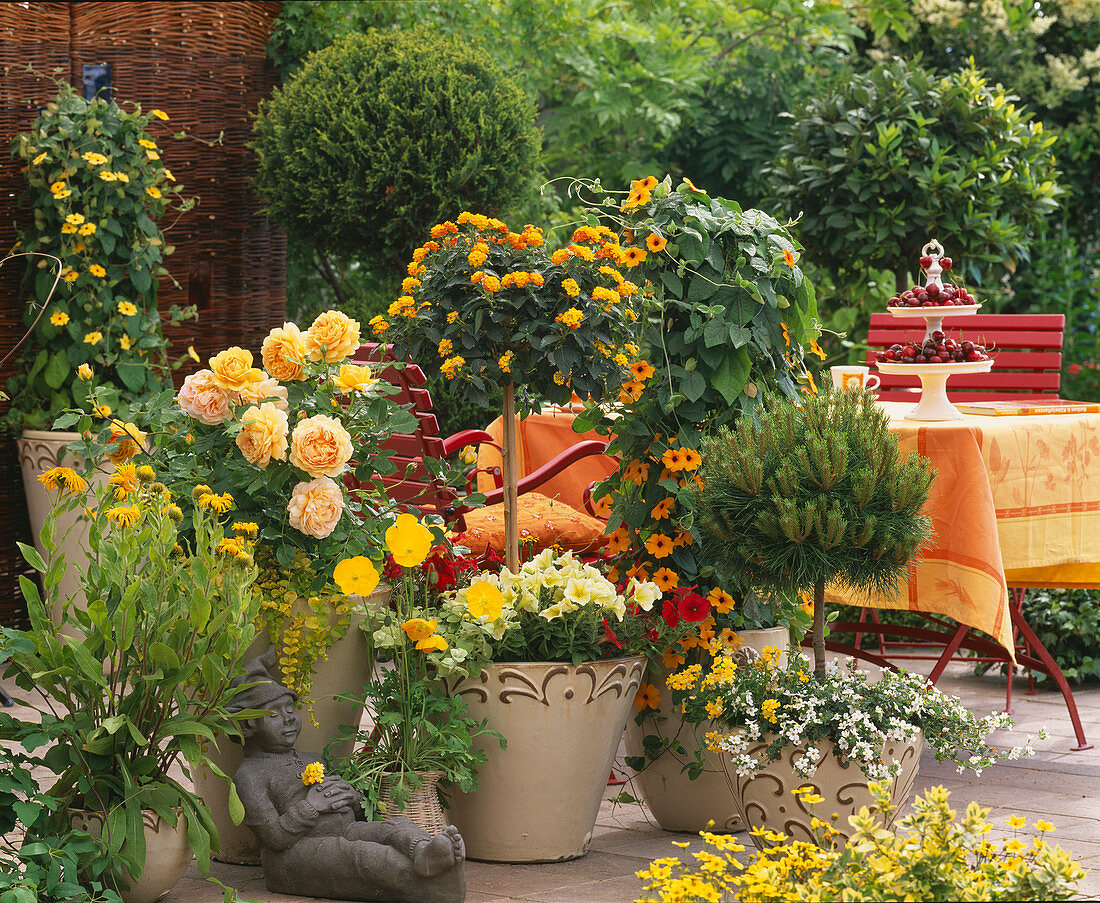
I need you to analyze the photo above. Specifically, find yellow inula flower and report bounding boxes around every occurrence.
[38,466,89,494]
[109,464,139,499]
[105,505,141,528]
[198,491,234,513]
[301,762,325,786]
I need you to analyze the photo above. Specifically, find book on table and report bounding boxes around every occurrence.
[954,399,1100,416]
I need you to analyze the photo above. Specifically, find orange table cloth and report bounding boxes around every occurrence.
[478,402,1100,658]
[476,408,618,513]
[829,401,1100,655]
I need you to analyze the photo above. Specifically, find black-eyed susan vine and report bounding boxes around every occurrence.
[574,175,822,638]
[6,78,195,430]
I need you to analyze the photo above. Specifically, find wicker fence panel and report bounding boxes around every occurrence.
[0,2,284,627]
[0,2,75,629]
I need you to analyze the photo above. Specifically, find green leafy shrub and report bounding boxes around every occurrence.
[580,175,820,628]
[253,28,541,276]
[769,56,1061,331]
[7,81,194,430]
[1015,588,1100,684]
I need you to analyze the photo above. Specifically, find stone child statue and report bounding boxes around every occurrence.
[228,649,466,903]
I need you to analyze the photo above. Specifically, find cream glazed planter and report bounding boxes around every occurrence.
[624,626,789,834]
[730,729,925,849]
[447,656,645,863]
[196,584,391,865]
[69,809,191,903]
[17,429,104,620]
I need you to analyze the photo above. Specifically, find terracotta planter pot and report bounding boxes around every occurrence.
[731,729,925,849]
[69,808,191,903]
[624,626,789,833]
[447,656,645,863]
[16,430,103,622]
[196,584,390,865]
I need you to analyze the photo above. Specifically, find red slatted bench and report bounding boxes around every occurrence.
[866,313,1065,399]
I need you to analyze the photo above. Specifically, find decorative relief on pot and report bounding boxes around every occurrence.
[457,659,642,707]
[731,731,925,849]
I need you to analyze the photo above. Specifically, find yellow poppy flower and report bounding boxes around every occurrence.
[465,581,504,620]
[333,556,380,597]
[385,512,433,568]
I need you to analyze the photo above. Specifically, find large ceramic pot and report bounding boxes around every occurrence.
[69,808,191,903]
[17,429,102,620]
[195,584,390,865]
[624,626,789,833]
[447,656,645,863]
[731,730,925,849]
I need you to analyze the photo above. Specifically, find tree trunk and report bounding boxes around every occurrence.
[813,577,826,677]
[501,382,520,573]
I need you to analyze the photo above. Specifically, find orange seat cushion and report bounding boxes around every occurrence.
[456,492,608,555]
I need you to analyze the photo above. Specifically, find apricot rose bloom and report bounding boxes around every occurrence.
[332,363,376,394]
[235,402,289,468]
[105,421,147,465]
[287,475,345,539]
[261,323,307,381]
[305,310,361,363]
[209,346,263,392]
[289,414,353,478]
[239,375,290,413]
[177,369,234,424]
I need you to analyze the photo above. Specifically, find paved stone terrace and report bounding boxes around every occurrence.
[5,659,1100,902]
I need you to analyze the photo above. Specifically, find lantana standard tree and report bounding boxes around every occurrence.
[380,212,643,570]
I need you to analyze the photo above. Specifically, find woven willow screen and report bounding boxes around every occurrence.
[0,1,285,627]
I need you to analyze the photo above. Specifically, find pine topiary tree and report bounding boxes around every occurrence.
[252,27,541,289]
[692,388,935,675]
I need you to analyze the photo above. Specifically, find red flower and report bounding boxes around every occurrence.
[662,599,680,629]
[423,546,457,589]
[603,618,623,650]
[382,554,402,580]
[645,627,659,642]
[678,592,711,623]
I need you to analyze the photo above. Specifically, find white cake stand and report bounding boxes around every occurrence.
[887,303,982,343]
[876,359,994,420]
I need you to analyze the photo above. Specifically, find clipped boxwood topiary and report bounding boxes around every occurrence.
[252,28,541,272]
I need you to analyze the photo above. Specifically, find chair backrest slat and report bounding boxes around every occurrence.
[866,313,1065,400]
[347,343,459,522]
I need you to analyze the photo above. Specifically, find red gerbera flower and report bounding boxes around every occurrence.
[678,592,711,623]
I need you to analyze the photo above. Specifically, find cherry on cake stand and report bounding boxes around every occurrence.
[887,303,982,343]
[876,359,994,421]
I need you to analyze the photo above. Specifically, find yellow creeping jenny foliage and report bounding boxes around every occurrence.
[634,782,1084,903]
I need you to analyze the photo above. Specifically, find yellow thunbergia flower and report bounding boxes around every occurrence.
[65,213,85,226]
[151,109,169,120]
[117,300,138,316]
[114,172,129,183]
[333,556,380,597]
[119,335,132,351]
[50,311,69,327]
[32,151,47,165]
[146,185,162,199]
[88,264,106,278]
[99,171,118,182]
[634,683,660,711]
[83,331,103,345]
[139,139,158,150]
[78,222,96,236]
